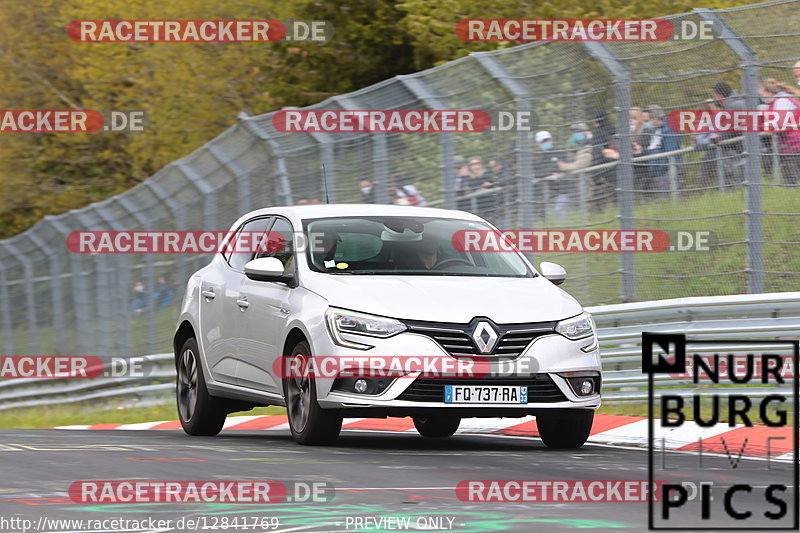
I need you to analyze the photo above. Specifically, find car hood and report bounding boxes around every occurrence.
[302,273,583,323]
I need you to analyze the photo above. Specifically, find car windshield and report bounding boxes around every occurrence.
[303,216,533,277]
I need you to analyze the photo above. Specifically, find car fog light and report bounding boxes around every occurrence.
[354,379,369,393]
[580,380,593,395]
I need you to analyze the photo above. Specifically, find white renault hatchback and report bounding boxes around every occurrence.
[174,204,601,448]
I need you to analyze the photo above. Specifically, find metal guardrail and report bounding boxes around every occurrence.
[0,292,797,410]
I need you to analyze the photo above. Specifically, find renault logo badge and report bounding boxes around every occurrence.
[471,321,499,354]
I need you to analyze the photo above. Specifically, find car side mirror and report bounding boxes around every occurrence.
[540,261,566,285]
[244,257,295,286]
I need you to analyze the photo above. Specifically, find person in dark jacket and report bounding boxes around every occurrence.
[641,105,681,196]
[710,82,747,184]
[589,109,617,209]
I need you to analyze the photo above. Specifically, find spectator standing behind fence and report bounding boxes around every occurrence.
[131,280,146,314]
[464,156,497,219]
[759,78,800,184]
[155,275,174,309]
[534,131,568,219]
[692,99,720,187]
[710,82,747,184]
[359,179,375,203]
[589,110,617,210]
[453,155,473,210]
[557,131,593,212]
[566,122,592,152]
[390,173,427,206]
[641,105,681,197]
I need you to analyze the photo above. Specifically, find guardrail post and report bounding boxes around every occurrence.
[696,8,763,294]
[472,52,535,229]
[582,41,635,302]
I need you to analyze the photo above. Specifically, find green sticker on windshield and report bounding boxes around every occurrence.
[336,262,349,269]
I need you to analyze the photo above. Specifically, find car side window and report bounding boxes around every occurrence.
[256,218,294,274]
[227,217,273,271]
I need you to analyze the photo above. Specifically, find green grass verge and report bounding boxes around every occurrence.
[0,402,285,429]
[0,401,785,429]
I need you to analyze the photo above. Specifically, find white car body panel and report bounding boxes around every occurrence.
[175,204,602,414]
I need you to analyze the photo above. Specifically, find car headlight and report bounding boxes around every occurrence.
[555,312,595,340]
[325,308,407,349]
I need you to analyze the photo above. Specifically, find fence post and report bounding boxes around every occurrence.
[582,41,635,302]
[47,216,92,356]
[312,133,336,203]
[440,132,455,209]
[396,75,454,209]
[116,196,156,356]
[145,180,188,292]
[2,242,39,354]
[239,114,294,205]
[0,261,13,355]
[472,52,535,230]
[696,9,763,293]
[771,134,782,183]
[27,231,66,354]
[79,207,116,358]
[175,162,217,231]
[714,144,726,188]
[668,156,679,197]
[208,140,252,214]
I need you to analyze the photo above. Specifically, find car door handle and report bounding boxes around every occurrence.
[236,297,250,309]
[202,288,216,299]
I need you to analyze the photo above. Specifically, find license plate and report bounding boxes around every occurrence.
[444,385,528,404]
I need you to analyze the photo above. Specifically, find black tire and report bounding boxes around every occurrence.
[536,410,594,449]
[413,416,461,438]
[176,337,227,436]
[283,341,342,445]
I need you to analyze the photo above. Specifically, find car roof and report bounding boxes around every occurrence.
[237,204,486,224]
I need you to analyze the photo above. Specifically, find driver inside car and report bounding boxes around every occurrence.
[415,233,439,270]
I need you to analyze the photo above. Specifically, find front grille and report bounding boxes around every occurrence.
[396,374,567,403]
[404,318,557,358]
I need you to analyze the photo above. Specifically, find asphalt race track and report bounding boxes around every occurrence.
[0,427,795,532]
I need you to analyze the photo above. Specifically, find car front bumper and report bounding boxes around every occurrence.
[310,328,602,414]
